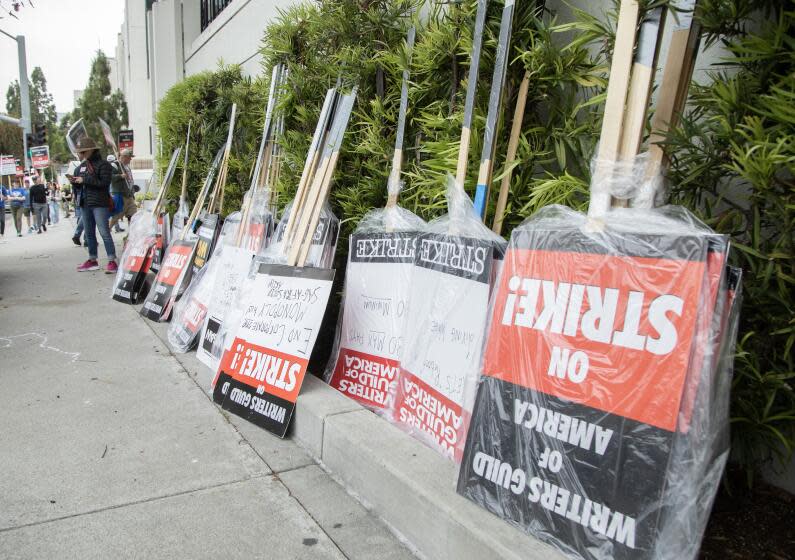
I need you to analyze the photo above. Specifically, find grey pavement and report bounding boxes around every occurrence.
[0,215,417,560]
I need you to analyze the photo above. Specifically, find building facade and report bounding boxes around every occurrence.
[114,0,292,167]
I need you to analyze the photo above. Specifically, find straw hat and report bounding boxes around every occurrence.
[76,137,98,153]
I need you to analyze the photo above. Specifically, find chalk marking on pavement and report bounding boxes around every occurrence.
[0,332,81,363]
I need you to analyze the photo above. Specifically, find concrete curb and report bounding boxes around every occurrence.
[293,375,565,560]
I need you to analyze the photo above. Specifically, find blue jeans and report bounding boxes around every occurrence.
[82,205,116,260]
[49,200,59,224]
[74,206,84,239]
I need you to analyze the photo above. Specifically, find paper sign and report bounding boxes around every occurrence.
[140,239,196,321]
[213,264,335,437]
[457,226,712,560]
[393,233,498,460]
[30,145,50,169]
[328,232,419,411]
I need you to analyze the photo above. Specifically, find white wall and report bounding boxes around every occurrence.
[122,0,153,159]
[183,0,295,79]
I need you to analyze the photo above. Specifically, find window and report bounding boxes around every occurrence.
[200,0,234,32]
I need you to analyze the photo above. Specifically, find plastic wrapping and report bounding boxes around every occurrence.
[195,190,274,371]
[167,212,241,353]
[260,200,340,268]
[65,119,90,158]
[324,183,427,413]
[388,175,506,460]
[456,203,738,560]
[171,198,191,241]
[111,211,158,303]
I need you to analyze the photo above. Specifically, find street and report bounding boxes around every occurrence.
[0,217,416,560]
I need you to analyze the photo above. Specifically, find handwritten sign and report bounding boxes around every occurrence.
[328,232,418,411]
[393,233,502,461]
[457,223,718,560]
[140,239,197,322]
[213,264,335,437]
[197,246,255,371]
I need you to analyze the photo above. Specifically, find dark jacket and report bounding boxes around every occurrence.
[29,183,48,205]
[75,151,113,208]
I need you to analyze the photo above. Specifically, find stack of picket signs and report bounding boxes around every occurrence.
[171,64,288,357]
[117,1,739,557]
[452,2,742,560]
[112,147,183,304]
[209,83,357,437]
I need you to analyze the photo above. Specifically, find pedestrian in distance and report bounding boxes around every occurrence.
[8,179,27,236]
[69,137,118,273]
[29,174,49,234]
[109,148,138,233]
[71,175,85,246]
[21,177,33,233]
[61,183,72,218]
[48,182,60,224]
[0,182,7,237]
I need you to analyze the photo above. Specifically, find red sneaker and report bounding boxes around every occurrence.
[105,260,119,274]
[77,259,99,272]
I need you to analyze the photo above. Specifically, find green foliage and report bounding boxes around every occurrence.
[667,3,795,483]
[5,65,70,164]
[155,65,269,214]
[0,120,23,163]
[66,50,129,160]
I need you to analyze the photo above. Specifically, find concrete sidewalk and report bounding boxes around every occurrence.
[0,218,416,560]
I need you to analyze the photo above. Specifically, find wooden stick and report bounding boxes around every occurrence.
[207,104,238,215]
[643,0,701,186]
[454,0,488,188]
[491,70,529,235]
[474,0,515,218]
[284,88,337,247]
[152,147,182,216]
[179,120,192,204]
[587,0,640,219]
[180,147,223,240]
[291,90,357,267]
[386,26,416,208]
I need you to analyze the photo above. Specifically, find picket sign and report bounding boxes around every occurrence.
[112,147,182,304]
[140,105,237,322]
[327,28,422,412]
[211,87,356,437]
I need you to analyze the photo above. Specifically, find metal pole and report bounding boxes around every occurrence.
[17,35,32,169]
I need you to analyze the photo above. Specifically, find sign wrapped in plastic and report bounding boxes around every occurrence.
[325,208,425,412]
[140,238,197,322]
[390,177,506,460]
[112,212,157,304]
[457,205,738,560]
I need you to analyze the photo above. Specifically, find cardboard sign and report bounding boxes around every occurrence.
[192,213,220,275]
[457,225,713,560]
[119,129,134,151]
[140,239,197,321]
[393,233,500,460]
[0,155,15,176]
[328,232,419,411]
[213,263,334,437]
[30,145,50,169]
[197,246,255,370]
[113,235,156,304]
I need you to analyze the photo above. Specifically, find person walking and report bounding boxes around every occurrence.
[30,175,49,234]
[0,183,7,237]
[108,148,137,233]
[48,182,60,224]
[71,178,84,246]
[61,183,72,218]
[21,177,33,233]
[8,179,27,236]
[70,137,117,273]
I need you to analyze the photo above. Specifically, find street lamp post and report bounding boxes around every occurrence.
[0,28,32,169]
